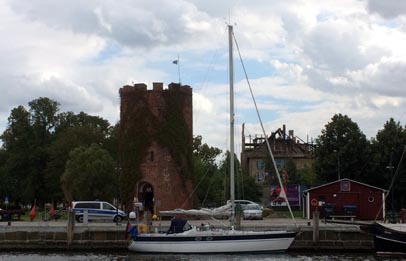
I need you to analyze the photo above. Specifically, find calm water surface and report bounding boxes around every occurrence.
[0,251,403,261]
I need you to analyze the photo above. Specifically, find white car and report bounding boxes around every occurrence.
[227,199,259,209]
[242,203,263,220]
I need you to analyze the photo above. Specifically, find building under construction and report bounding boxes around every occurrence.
[240,124,314,185]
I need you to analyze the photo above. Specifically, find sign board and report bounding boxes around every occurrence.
[311,198,318,207]
[4,196,9,205]
[269,184,300,207]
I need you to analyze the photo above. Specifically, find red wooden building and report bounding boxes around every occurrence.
[303,178,387,220]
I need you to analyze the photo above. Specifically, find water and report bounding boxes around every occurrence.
[0,251,402,261]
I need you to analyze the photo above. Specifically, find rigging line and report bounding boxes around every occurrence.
[195,26,228,92]
[374,145,406,221]
[232,30,298,227]
[202,167,219,206]
[202,177,213,206]
[181,167,212,209]
[194,27,227,129]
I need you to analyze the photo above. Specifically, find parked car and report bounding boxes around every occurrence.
[71,201,126,223]
[228,199,261,209]
[242,203,263,220]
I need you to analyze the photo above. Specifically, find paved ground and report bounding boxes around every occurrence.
[0,217,365,230]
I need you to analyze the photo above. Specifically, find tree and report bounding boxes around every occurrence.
[28,98,60,202]
[192,135,222,207]
[314,114,370,183]
[61,144,117,202]
[219,151,261,204]
[44,112,112,201]
[284,159,298,183]
[0,97,115,205]
[297,165,317,186]
[29,97,59,143]
[103,123,119,162]
[0,106,34,202]
[370,118,406,210]
[193,135,222,165]
[0,148,13,202]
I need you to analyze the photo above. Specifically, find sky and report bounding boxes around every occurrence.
[1,0,405,155]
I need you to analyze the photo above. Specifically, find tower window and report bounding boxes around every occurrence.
[150,151,154,161]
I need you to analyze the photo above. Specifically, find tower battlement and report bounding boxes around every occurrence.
[119,82,192,96]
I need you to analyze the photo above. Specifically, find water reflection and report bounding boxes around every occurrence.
[0,251,402,261]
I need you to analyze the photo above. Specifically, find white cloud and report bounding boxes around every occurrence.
[347,57,406,96]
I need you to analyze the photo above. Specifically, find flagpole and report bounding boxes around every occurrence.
[172,56,181,84]
[177,55,181,84]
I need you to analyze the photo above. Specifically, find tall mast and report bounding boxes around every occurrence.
[228,24,235,225]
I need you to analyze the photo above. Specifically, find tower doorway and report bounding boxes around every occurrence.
[138,182,154,212]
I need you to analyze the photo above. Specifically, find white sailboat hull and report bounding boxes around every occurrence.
[128,228,296,253]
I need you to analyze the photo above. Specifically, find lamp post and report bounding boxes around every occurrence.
[387,152,395,223]
[116,161,120,226]
[333,150,341,180]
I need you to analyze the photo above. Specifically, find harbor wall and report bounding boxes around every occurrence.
[0,224,373,251]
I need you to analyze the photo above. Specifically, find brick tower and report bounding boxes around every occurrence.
[119,82,193,212]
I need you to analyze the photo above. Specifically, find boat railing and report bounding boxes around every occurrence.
[385,211,401,224]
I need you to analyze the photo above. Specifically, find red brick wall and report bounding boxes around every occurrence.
[139,142,193,210]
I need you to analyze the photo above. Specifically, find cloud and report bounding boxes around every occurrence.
[1,0,405,153]
[367,0,406,18]
[8,0,221,50]
[347,57,406,97]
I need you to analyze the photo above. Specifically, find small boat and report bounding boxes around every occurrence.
[128,24,297,254]
[362,222,406,255]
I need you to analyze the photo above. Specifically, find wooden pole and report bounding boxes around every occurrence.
[67,210,75,249]
[313,210,319,242]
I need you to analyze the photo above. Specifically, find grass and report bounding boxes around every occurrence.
[263,208,302,218]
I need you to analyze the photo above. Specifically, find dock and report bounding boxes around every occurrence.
[0,218,374,251]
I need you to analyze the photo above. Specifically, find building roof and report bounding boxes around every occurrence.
[303,178,388,193]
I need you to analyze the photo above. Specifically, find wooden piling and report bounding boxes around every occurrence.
[67,210,75,249]
[313,210,319,242]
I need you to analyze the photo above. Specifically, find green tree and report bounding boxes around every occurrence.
[284,159,298,183]
[314,114,370,183]
[193,135,222,165]
[44,112,111,201]
[0,106,34,202]
[0,97,115,205]
[370,118,406,210]
[0,148,13,202]
[297,164,317,186]
[61,144,117,202]
[192,135,222,207]
[103,123,119,162]
[219,151,261,203]
[29,97,59,142]
[26,97,60,202]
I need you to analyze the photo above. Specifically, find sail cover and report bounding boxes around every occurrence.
[159,202,232,217]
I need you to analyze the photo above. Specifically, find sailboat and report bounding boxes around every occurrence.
[128,25,297,254]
